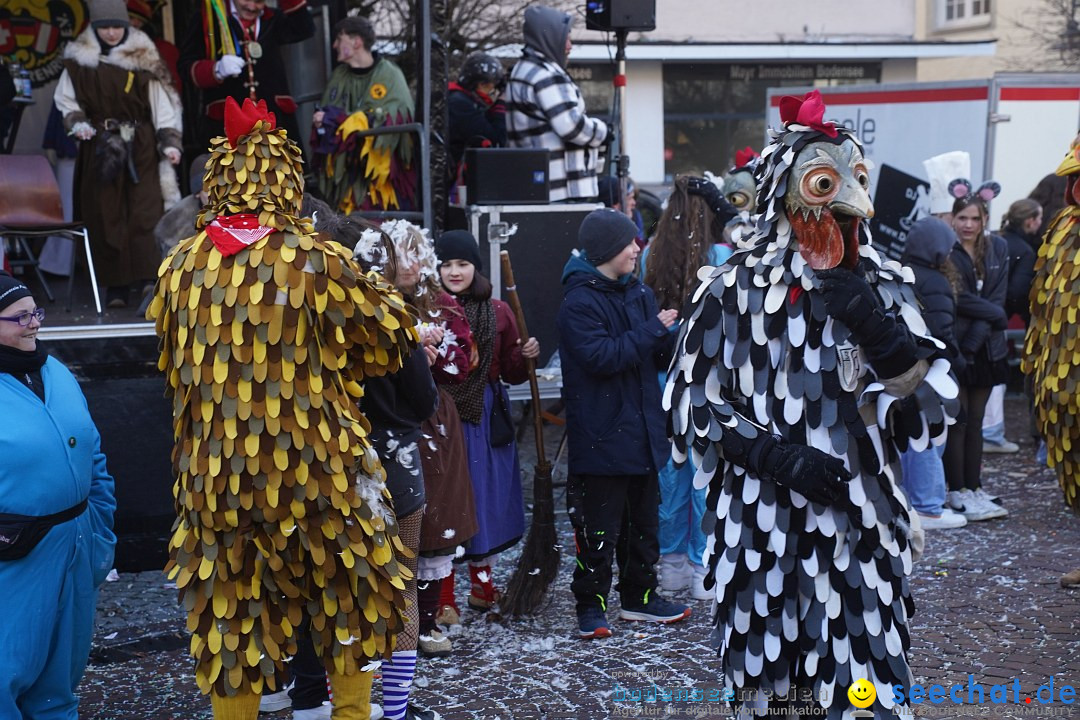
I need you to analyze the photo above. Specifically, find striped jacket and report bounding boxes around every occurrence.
[507,49,608,202]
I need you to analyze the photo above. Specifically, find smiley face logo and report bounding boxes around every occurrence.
[370,83,387,100]
[848,679,876,709]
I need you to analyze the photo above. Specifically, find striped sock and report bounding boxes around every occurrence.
[381,650,417,720]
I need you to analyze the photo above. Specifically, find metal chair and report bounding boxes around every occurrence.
[0,154,101,315]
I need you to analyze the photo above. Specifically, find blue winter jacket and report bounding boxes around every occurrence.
[0,356,116,718]
[557,253,674,476]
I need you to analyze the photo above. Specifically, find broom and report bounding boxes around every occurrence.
[498,249,560,616]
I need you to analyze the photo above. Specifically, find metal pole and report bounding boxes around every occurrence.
[419,0,434,231]
[614,29,630,218]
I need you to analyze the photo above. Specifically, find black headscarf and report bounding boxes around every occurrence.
[0,272,47,377]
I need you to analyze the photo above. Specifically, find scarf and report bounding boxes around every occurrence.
[206,214,274,256]
[445,294,495,425]
[0,343,48,376]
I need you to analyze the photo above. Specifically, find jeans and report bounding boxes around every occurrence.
[899,444,947,515]
[982,384,1007,444]
[657,457,707,567]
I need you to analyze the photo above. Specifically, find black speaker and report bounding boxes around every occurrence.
[465,148,550,205]
[585,0,656,31]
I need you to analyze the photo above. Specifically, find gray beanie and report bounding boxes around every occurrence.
[579,208,637,265]
[90,0,130,27]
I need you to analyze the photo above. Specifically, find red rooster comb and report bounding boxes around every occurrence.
[224,97,277,148]
[734,146,760,169]
[778,89,837,138]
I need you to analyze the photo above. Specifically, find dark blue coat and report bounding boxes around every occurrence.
[557,253,673,476]
[901,217,962,368]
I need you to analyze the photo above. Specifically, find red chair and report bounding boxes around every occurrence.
[0,154,101,315]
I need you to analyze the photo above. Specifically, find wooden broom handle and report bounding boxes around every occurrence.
[500,250,546,466]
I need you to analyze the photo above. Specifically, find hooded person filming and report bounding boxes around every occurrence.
[507,5,608,203]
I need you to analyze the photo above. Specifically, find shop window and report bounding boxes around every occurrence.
[661,63,879,183]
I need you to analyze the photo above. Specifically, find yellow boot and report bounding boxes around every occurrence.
[329,667,375,720]
[210,690,261,720]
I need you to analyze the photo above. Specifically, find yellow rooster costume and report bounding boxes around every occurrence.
[1024,135,1080,512]
[148,97,418,718]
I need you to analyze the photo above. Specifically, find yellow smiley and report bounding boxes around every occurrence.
[370,83,387,100]
[847,679,877,709]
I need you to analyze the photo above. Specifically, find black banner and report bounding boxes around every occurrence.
[870,164,931,262]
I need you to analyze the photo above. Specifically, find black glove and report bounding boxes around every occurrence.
[752,435,852,506]
[686,176,738,226]
[817,267,917,378]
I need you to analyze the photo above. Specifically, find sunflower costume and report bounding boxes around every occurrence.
[313,57,417,213]
[148,97,419,719]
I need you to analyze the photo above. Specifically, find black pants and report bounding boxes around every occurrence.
[567,473,659,613]
[944,385,992,492]
[290,622,330,710]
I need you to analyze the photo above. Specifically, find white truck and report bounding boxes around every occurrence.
[766,73,1080,224]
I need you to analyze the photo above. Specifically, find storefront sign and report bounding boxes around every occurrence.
[728,63,878,83]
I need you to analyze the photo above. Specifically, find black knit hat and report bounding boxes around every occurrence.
[0,272,32,314]
[579,208,637,265]
[435,230,483,271]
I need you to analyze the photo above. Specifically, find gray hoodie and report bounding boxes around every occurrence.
[523,5,571,68]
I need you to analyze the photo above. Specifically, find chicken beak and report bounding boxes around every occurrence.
[829,177,875,220]
[1055,146,1080,177]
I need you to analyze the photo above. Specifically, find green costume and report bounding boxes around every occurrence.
[315,57,416,212]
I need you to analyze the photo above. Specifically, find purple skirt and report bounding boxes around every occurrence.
[460,382,525,559]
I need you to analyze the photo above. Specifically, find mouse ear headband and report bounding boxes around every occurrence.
[949,178,1001,204]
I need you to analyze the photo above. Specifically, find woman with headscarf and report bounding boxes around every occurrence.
[0,271,117,718]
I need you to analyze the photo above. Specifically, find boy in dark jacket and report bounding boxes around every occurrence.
[557,208,690,639]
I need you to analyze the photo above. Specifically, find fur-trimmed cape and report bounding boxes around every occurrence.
[63,27,182,210]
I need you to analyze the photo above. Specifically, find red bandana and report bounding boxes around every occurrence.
[206,214,274,256]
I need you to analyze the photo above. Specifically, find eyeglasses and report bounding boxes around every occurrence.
[0,307,45,327]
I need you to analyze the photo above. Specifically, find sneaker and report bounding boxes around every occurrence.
[618,590,692,624]
[1061,568,1080,588]
[917,508,968,530]
[972,487,1005,508]
[405,706,442,720]
[260,682,293,712]
[577,606,613,639]
[948,489,1006,522]
[292,704,331,720]
[418,629,453,657]
[983,440,1020,454]
[435,603,460,627]
[689,564,712,601]
[658,553,693,592]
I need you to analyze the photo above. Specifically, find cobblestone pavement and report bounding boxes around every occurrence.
[78,396,1080,720]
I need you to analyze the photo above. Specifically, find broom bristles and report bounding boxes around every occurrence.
[502,461,560,616]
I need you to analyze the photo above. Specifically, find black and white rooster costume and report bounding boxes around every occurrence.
[665,91,959,718]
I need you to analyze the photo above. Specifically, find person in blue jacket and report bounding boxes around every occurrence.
[0,271,116,719]
[557,208,690,640]
[639,176,734,601]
